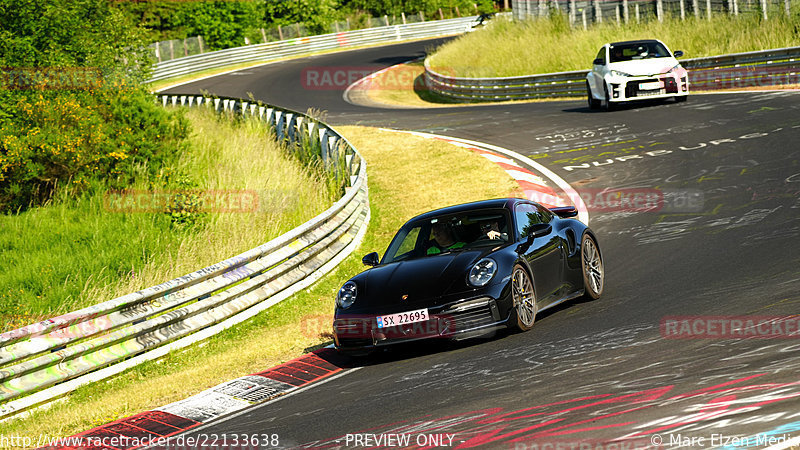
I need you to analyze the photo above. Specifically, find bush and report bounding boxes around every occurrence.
[0,85,188,211]
[0,0,189,212]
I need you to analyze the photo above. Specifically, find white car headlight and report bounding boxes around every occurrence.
[668,64,683,73]
[610,70,634,78]
[468,258,497,287]
[336,281,357,309]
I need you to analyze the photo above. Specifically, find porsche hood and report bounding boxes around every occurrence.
[345,249,498,312]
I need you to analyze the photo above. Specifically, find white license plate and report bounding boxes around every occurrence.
[376,308,429,328]
[639,81,661,90]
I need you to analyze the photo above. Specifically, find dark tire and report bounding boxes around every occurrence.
[511,264,537,331]
[587,82,600,110]
[675,95,688,103]
[581,234,604,300]
[602,83,614,111]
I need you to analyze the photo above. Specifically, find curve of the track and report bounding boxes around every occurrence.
[162,39,800,448]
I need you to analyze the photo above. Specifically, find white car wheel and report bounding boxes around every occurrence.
[587,82,600,110]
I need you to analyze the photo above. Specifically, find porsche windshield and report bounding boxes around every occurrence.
[610,42,671,62]
[382,210,511,264]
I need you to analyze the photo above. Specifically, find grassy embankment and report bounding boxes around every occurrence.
[0,126,521,441]
[0,108,335,328]
[365,13,800,106]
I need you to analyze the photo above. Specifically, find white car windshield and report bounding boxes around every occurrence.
[610,42,671,62]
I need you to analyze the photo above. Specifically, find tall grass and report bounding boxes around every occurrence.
[0,126,522,441]
[0,108,336,330]
[428,13,800,77]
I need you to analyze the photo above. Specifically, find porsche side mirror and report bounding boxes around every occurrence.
[593,58,604,66]
[362,252,380,267]
[674,50,684,58]
[527,223,552,239]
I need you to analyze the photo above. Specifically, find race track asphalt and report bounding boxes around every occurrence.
[161,39,800,448]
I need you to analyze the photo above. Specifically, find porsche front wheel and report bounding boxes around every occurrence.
[511,265,537,331]
[581,234,604,299]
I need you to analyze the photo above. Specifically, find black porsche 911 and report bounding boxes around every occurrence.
[332,198,604,352]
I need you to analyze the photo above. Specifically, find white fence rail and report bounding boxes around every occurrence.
[0,95,369,420]
[148,16,478,83]
[512,0,795,24]
[424,46,800,101]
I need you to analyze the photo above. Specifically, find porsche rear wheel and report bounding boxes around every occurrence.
[581,234,604,299]
[512,265,537,331]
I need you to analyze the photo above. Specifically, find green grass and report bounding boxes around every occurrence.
[428,12,800,77]
[0,126,521,442]
[0,108,335,331]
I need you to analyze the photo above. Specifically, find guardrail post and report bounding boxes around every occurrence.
[623,0,630,22]
[582,8,588,28]
[615,4,621,23]
[693,0,700,17]
[636,3,641,21]
[761,0,768,19]
[594,0,602,22]
[657,0,664,21]
[275,111,284,141]
[570,0,577,23]
[786,0,791,16]
[680,0,686,19]
[401,12,407,24]
[707,0,712,18]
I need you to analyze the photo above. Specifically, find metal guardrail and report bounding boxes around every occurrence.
[424,46,800,101]
[0,95,370,420]
[149,16,478,83]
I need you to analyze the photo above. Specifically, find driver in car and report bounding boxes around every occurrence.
[427,223,466,255]
[482,220,508,241]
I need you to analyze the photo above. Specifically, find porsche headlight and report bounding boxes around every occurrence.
[336,281,357,309]
[468,258,497,287]
[610,70,633,78]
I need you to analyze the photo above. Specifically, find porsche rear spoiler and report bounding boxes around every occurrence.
[550,205,579,218]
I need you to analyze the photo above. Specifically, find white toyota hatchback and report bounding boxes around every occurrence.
[586,39,689,110]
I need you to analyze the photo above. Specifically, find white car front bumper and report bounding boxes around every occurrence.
[605,73,689,102]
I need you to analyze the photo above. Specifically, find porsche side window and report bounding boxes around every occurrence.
[515,204,546,239]
[395,227,420,258]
